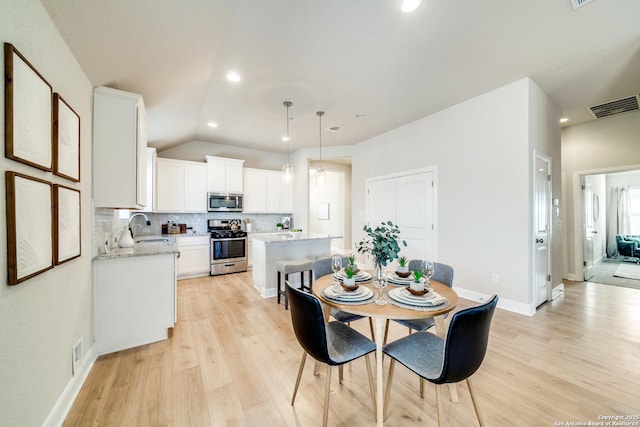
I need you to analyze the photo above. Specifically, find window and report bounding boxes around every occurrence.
[630,188,640,234]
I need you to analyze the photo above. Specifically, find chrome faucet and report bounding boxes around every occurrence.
[128,213,151,238]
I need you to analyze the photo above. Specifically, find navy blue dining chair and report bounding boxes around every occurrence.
[286,282,377,427]
[383,295,499,426]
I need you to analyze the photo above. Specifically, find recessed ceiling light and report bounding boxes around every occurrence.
[401,0,421,13]
[226,71,241,82]
[208,121,218,128]
[560,117,569,123]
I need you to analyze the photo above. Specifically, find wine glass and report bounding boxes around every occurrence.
[331,256,342,286]
[422,260,435,286]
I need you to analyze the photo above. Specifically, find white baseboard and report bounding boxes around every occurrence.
[453,287,535,316]
[552,283,565,300]
[43,346,97,427]
[563,272,581,282]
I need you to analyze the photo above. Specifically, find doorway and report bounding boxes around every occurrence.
[533,152,552,307]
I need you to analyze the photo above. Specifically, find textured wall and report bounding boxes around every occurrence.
[0,1,94,425]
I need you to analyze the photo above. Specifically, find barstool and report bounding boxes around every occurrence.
[276,259,314,309]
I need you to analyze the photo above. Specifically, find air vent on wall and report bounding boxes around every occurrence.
[571,0,595,10]
[326,125,343,133]
[588,95,640,119]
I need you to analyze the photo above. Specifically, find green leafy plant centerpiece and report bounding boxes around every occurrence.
[398,256,408,267]
[412,269,423,283]
[356,221,407,284]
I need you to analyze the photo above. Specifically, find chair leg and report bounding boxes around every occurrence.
[435,384,444,427]
[339,365,343,384]
[284,274,289,310]
[383,359,396,420]
[467,378,485,427]
[323,365,332,427]
[420,377,424,397]
[369,317,375,342]
[291,352,307,405]
[277,273,281,305]
[364,354,376,418]
[383,319,390,344]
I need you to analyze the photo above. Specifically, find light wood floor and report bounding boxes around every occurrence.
[63,274,640,426]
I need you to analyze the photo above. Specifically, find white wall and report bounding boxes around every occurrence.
[158,139,287,170]
[309,161,352,252]
[561,111,640,279]
[350,78,561,313]
[0,1,94,426]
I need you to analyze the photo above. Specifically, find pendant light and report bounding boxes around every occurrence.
[316,111,326,186]
[281,101,294,182]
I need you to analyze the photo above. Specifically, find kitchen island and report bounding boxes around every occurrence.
[251,233,341,298]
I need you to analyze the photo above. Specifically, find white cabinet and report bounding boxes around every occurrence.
[177,235,210,279]
[93,86,147,209]
[155,158,207,212]
[140,147,156,212]
[94,254,176,355]
[205,155,244,193]
[243,168,294,213]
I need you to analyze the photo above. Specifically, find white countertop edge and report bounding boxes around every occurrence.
[252,234,342,244]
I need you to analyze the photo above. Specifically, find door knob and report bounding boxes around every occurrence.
[536,238,544,244]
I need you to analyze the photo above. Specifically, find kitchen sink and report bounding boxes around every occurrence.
[135,238,170,244]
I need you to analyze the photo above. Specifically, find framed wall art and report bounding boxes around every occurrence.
[4,43,53,171]
[53,94,80,181]
[54,184,81,264]
[5,171,54,285]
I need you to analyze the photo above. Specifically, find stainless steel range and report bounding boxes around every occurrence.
[208,219,248,275]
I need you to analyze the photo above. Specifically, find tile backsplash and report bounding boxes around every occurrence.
[94,208,293,254]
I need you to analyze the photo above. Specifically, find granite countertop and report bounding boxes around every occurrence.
[252,233,342,244]
[94,235,180,260]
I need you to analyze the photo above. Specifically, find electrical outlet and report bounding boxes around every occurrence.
[491,273,500,283]
[72,338,83,375]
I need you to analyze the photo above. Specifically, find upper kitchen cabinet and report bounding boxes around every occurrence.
[205,155,244,194]
[243,168,293,213]
[156,158,207,212]
[93,86,147,209]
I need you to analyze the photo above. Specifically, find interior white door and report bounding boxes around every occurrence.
[397,172,434,261]
[582,178,596,280]
[366,170,435,265]
[366,178,397,226]
[534,154,551,307]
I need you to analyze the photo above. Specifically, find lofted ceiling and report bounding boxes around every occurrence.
[40,0,640,154]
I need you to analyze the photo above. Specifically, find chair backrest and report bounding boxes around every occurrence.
[286,282,332,364]
[313,256,349,279]
[408,260,454,288]
[436,295,499,384]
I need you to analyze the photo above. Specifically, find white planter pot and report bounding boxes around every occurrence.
[343,277,356,287]
[409,279,425,291]
[397,265,409,273]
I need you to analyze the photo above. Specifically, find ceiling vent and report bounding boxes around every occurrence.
[570,0,595,10]
[326,125,343,133]
[588,95,640,119]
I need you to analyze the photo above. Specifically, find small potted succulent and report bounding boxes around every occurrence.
[276,223,283,231]
[342,266,357,289]
[348,254,359,273]
[409,269,425,292]
[396,256,410,276]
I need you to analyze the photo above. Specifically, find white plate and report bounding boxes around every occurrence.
[323,284,373,301]
[388,287,446,307]
[386,272,416,285]
[334,270,372,282]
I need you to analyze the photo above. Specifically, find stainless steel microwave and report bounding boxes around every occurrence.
[208,192,243,212]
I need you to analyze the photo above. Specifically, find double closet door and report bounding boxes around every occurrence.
[366,169,436,264]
